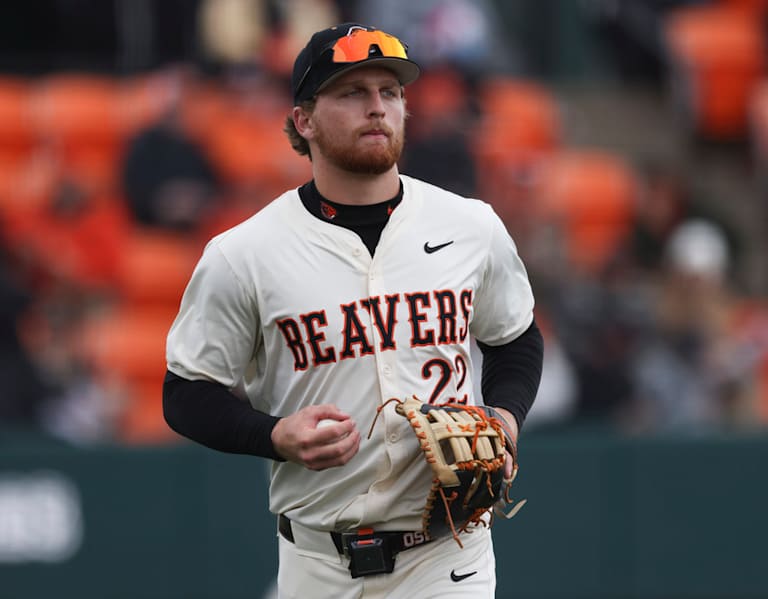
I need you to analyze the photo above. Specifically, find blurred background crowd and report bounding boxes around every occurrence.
[1,0,767,445]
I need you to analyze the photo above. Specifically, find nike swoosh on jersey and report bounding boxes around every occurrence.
[450,569,478,582]
[423,240,454,254]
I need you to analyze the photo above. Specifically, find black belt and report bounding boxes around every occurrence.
[278,514,431,555]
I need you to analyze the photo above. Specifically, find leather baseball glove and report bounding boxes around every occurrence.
[370,395,526,547]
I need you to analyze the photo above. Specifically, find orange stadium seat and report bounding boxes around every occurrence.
[178,80,232,141]
[120,378,173,443]
[0,152,57,212]
[115,228,200,308]
[719,0,768,15]
[79,307,175,384]
[117,74,175,139]
[31,73,124,143]
[203,108,311,197]
[471,78,561,218]
[405,66,469,124]
[0,76,37,157]
[532,149,638,274]
[476,78,561,150]
[30,74,128,188]
[664,5,766,139]
[77,306,178,443]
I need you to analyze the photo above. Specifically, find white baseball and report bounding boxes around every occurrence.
[316,418,350,439]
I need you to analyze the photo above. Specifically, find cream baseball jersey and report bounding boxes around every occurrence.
[166,175,535,531]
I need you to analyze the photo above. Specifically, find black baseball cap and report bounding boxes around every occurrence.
[291,23,421,105]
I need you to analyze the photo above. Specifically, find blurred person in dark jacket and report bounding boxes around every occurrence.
[0,246,55,430]
[120,66,222,231]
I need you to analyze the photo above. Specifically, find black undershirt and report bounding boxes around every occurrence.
[163,181,543,458]
[298,179,403,256]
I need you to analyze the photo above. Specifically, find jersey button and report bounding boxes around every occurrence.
[382,365,392,376]
[353,248,362,256]
[388,433,399,443]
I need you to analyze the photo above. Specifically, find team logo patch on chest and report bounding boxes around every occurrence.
[320,201,337,220]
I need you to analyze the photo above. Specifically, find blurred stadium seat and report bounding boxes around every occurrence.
[30,74,129,191]
[202,108,311,197]
[0,151,58,219]
[405,66,470,124]
[115,228,199,308]
[471,77,561,219]
[31,73,125,144]
[0,76,37,159]
[663,4,766,140]
[720,0,768,15]
[74,227,199,443]
[532,149,638,274]
[78,305,178,443]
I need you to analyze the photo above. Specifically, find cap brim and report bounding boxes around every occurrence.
[316,57,421,94]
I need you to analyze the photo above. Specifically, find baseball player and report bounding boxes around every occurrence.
[164,23,543,599]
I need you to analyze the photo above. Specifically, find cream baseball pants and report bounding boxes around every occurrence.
[276,521,496,599]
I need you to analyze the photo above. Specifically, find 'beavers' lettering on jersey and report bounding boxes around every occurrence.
[405,292,434,347]
[340,301,375,359]
[360,294,400,351]
[433,290,458,344]
[278,289,473,370]
[458,289,473,341]
[300,311,336,367]
[277,318,309,371]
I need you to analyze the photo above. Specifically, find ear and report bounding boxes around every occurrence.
[293,105,315,142]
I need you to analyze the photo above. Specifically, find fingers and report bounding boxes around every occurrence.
[271,405,361,470]
[301,429,361,471]
[504,450,514,480]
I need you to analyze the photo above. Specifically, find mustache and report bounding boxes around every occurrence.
[359,123,394,137]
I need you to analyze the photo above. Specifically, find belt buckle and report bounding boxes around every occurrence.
[343,529,396,578]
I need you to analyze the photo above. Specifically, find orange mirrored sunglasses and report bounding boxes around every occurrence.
[329,28,408,63]
[294,28,410,101]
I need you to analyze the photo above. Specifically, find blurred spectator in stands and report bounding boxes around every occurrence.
[0,156,130,440]
[401,65,478,197]
[625,159,745,287]
[32,298,127,444]
[629,219,762,432]
[198,0,269,73]
[585,0,707,85]
[0,240,56,431]
[37,182,130,441]
[197,0,340,79]
[353,0,518,79]
[549,260,653,427]
[264,0,340,77]
[8,174,130,296]
[626,160,690,275]
[120,65,222,232]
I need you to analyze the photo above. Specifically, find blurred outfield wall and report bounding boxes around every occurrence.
[1,429,767,599]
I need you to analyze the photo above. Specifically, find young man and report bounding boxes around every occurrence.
[164,23,543,598]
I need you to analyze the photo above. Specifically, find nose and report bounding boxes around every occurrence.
[367,92,386,118]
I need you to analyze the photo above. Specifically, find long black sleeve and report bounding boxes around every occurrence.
[477,319,544,430]
[162,371,285,460]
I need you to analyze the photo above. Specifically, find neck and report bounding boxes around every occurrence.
[312,162,401,206]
